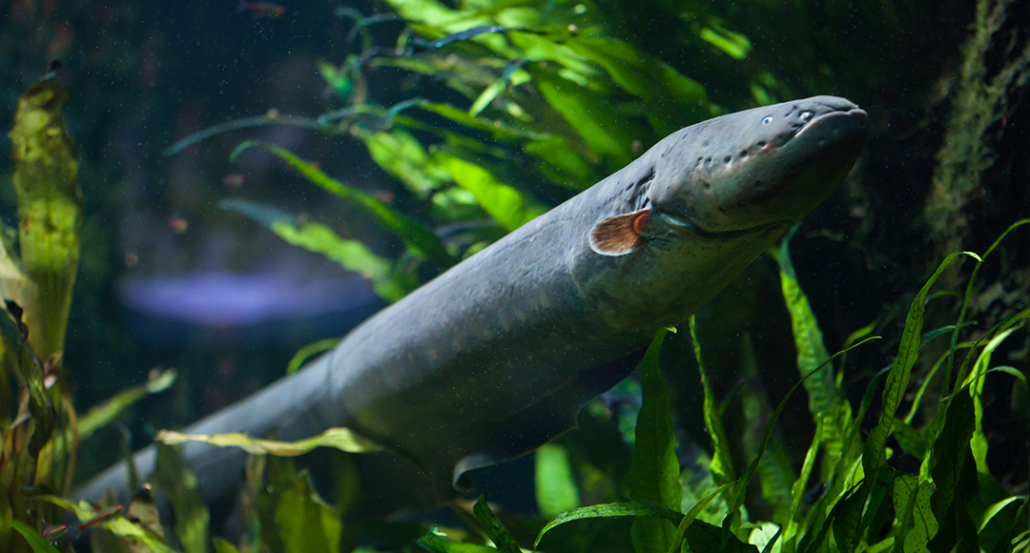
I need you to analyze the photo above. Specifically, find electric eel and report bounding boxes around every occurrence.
[79,95,869,514]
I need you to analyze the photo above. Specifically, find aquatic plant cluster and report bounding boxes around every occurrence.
[0,0,1026,552]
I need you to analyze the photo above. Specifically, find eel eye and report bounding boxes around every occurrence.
[800,111,813,122]
[762,116,773,125]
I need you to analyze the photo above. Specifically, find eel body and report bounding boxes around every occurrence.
[79,95,868,512]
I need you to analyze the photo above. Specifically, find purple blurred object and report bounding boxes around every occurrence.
[119,272,379,327]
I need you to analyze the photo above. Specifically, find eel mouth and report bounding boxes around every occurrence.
[656,206,789,240]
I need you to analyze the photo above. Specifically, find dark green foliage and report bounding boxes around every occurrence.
[630,330,682,553]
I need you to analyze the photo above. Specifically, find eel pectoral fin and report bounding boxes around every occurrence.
[589,208,652,256]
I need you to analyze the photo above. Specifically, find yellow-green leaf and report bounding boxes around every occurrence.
[535,443,581,518]
[440,155,543,232]
[155,426,386,456]
[9,79,82,357]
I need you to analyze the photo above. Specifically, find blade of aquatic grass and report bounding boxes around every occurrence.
[926,386,980,551]
[286,338,341,376]
[967,324,1025,473]
[688,316,735,496]
[155,426,386,455]
[73,369,176,442]
[417,101,550,141]
[10,521,61,553]
[773,233,850,475]
[535,500,684,547]
[723,336,881,550]
[530,67,635,167]
[738,333,795,524]
[213,537,241,553]
[472,496,521,553]
[838,320,877,386]
[230,141,455,269]
[535,443,581,518]
[564,35,708,135]
[904,346,966,424]
[698,24,752,60]
[536,500,755,551]
[357,128,450,198]
[945,219,1029,397]
[439,155,544,232]
[469,60,528,117]
[152,445,210,553]
[164,112,327,156]
[421,532,502,553]
[630,328,682,553]
[666,482,735,553]
[863,251,978,476]
[818,251,976,552]
[221,198,416,302]
[782,423,821,552]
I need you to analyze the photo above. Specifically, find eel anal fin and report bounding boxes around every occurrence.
[589,208,652,256]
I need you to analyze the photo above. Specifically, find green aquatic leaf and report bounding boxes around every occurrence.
[977,496,1024,551]
[37,495,176,553]
[469,63,529,117]
[417,101,549,141]
[774,234,850,475]
[151,445,209,553]
[966,325,1023,474]
[440,155,543,232]
[948,219,1029,396]
[564,36,708,135]
[689,317,734,486]
[156,426,386,455]
[667,482,736,553]
[684,520,759,553]
[738,334,795,524]
[421,532,501,553]
[221,198,416,302]
[630,328,682,553]
[473,496,521,553]
[535,500,685,547]
[9,79,82,357]
[535,443,581,518]
[316,59,352,98]
[730,337,880,551]
[927,389,980,551]
[270,220,414,302]
[890,419,928,460]
[863,251,978,475]
[360,128,450,198]
[267,459,342,553]
[231,141,454,269]
[74,369,176,442]
[530,67,633,167]
[523,136,593,186]
[891,473,938,553]
[286,338,342,376]
[213,537,241,553]
[506,31,597,78]
[698,24,752,60]
[10,521,61,553]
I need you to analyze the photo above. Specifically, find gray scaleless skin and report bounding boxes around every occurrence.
[78,95,868,514]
